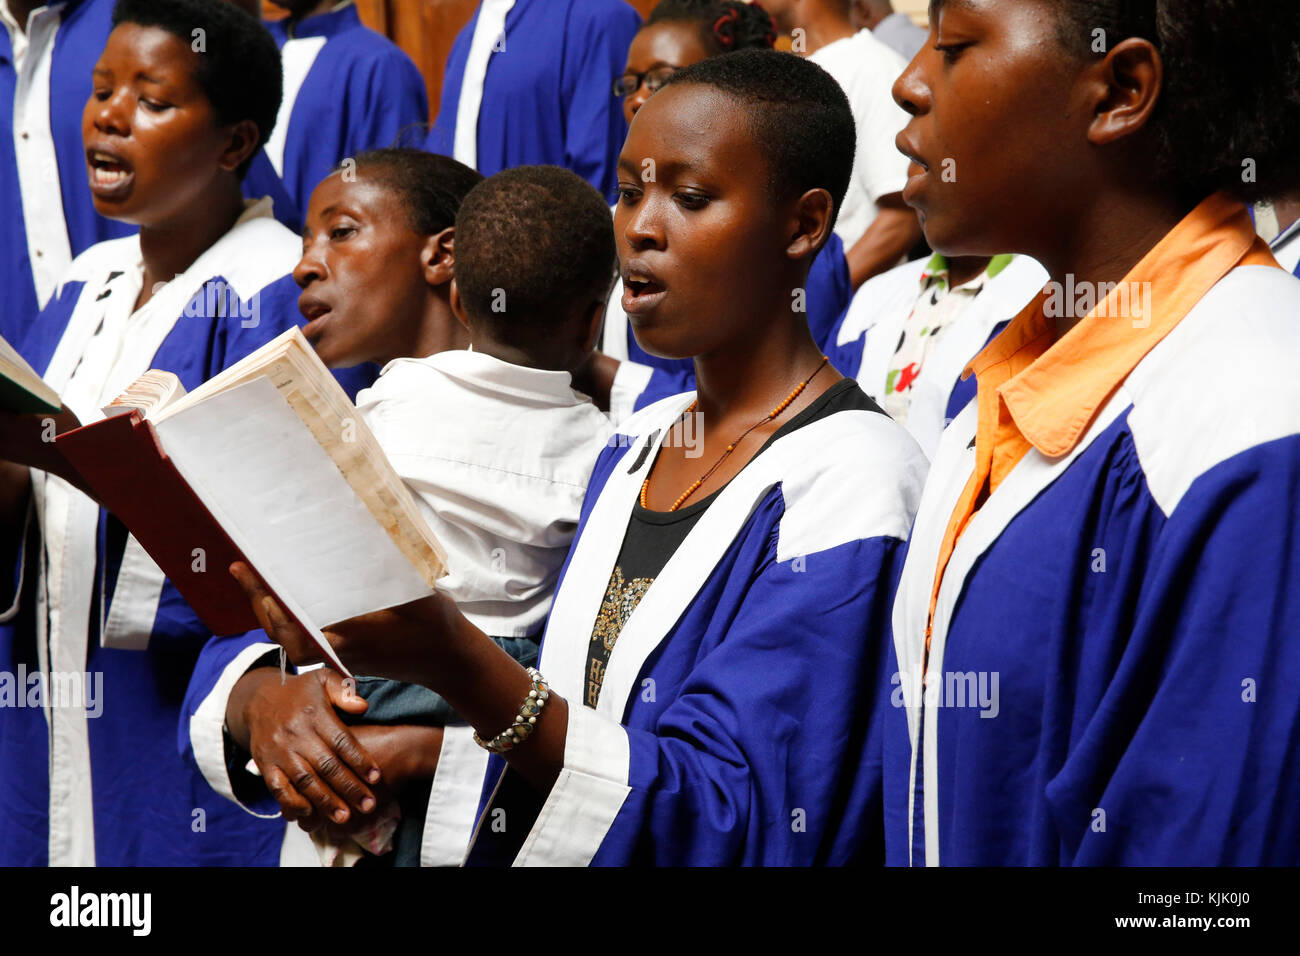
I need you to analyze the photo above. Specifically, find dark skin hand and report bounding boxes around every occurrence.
[227,81,847,800]
[0,461,30,543]
[0,406,94,496]
[0,406,93,536]
[225,665,445,830]
[230,562,569,794]
[225,667,380,825]
[287,724,444,837]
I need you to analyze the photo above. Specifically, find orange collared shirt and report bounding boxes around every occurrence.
[923,192,1280,658]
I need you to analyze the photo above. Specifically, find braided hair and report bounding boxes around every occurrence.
[647,0,777,54]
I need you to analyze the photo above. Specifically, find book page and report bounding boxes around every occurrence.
[153,377,437,651]
[106,370,186,418]
[153,328,446,588]
[0,331,61,411]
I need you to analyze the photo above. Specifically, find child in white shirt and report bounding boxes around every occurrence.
[208,153,629,864]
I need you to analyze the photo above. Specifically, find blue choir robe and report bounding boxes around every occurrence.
[0,199,311,866]
[252,2,428,230]
[428,0,641,203]
[242,149,303,235]
[885,264,1300,865]
[411,389,928,865]
[1,0,132,343]
[601,233,854,402]
[827,254,1047,459]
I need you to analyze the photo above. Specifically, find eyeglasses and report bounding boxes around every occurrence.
[612,66,678,98]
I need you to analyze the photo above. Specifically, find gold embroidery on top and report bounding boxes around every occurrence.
[587,566,654,706]
[593,565,653,653]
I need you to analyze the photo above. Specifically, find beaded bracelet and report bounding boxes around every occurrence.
[473,667,551,754]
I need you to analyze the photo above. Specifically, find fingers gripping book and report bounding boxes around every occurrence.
[55,328,447,673]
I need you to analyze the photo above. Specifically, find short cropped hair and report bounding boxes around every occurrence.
[647,0,776,53]
[349,149,484,236]
[661,50,855,229]
[454,165,617,337]
[1052,0,1300,203]
[112,0,282,179]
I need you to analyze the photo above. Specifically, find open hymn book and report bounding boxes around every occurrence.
[0,331,61,414]
[56,327,446,674]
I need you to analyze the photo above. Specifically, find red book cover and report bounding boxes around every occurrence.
[56,411,274,637]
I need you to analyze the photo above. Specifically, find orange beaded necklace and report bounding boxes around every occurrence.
[640,356,830,512]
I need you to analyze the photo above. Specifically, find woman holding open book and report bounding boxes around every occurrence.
[0,0,324,866]
[233,51,928,865]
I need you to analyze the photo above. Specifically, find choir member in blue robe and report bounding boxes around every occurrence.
[1,0,131,343]
[229,50,927,866]
[0,0,306,866]
[428,0,641,203]
[600,0,851,389]
[885,0,1300,866]
[248,0,428,231]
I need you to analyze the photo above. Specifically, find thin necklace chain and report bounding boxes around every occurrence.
[641,355,830,512]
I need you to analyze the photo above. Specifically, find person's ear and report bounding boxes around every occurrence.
[217,118,261,176]
[579,297,608,354]
[1085,38,1163,148]
[785,187,834,262]
[421,226,456,288]
[448,277,472,332]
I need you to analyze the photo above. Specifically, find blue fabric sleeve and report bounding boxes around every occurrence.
[1059,437,1300,865]
[346,46,430,159]
[597,533,907,865]
[558,1,641,202]
[807,233,852,352]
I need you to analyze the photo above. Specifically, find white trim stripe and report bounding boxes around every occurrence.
[11,5,74,307]
[420,725,490,866]
[453,0,517,170]
[100,534,164,650]
[513,705,630,867]
[266,36,329,177]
